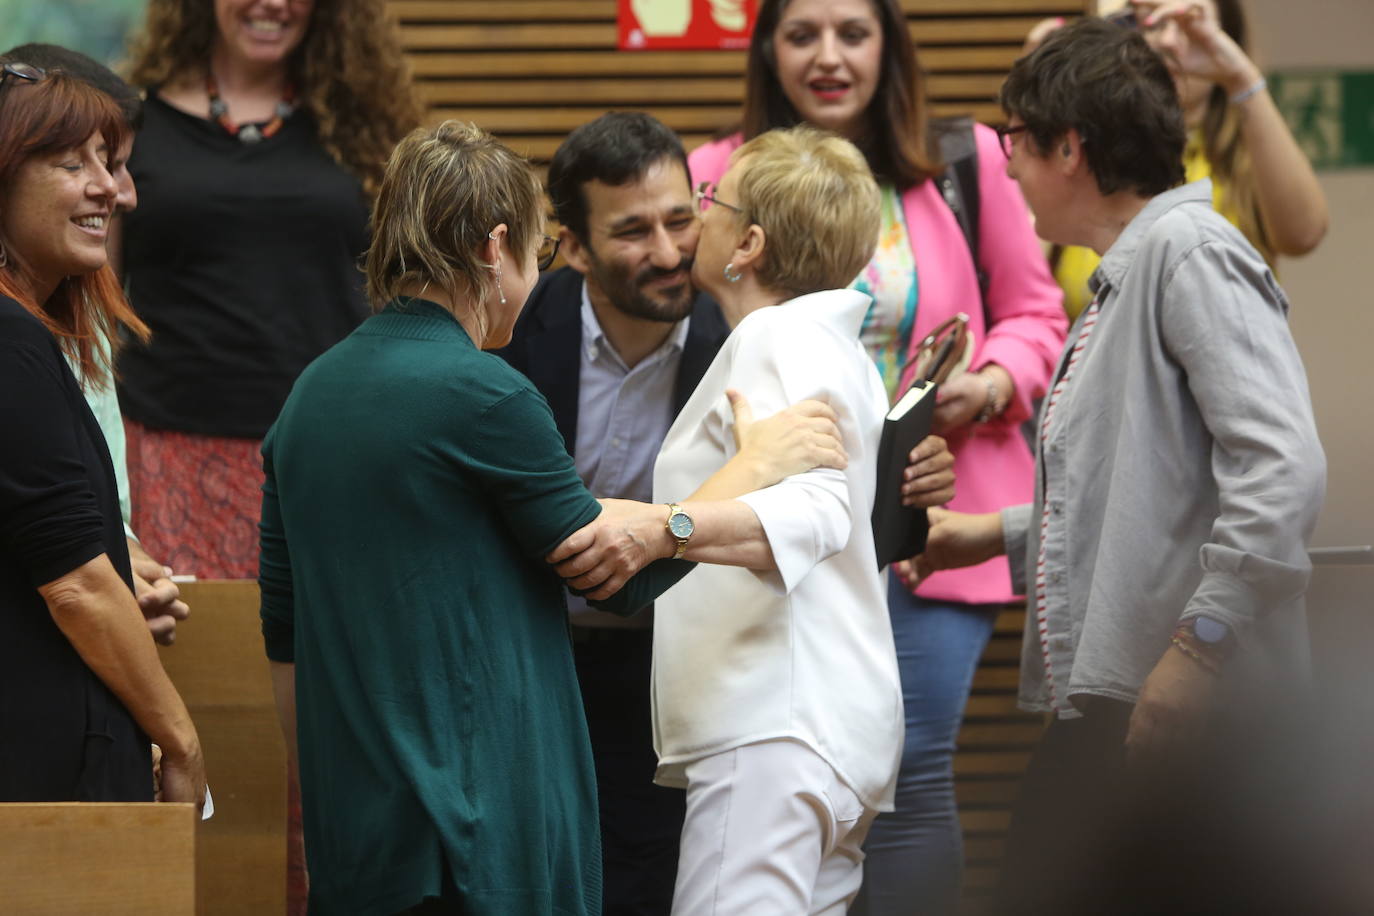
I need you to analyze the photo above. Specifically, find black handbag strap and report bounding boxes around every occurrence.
[931,116,987,306]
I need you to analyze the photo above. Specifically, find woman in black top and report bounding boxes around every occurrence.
[115,0,423,578]
[0,64,204,805]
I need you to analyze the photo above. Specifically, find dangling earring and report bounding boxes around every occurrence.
[723,262,742,283]
[0,241,8,270]
[488,231,507,305]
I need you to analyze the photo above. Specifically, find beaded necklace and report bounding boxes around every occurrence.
[206,73,296,144]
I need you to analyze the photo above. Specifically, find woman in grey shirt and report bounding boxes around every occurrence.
[911,19,1325,913]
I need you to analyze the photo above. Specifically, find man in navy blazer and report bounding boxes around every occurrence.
[496,113,728,916]
[498,265,728,463]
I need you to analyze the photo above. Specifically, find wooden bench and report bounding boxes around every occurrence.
[0,802,196,914]
[158,580,286,916]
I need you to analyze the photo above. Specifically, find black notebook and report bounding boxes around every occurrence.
[871,381,938,569]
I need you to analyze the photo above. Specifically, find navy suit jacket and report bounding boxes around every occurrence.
[495,266,730,458]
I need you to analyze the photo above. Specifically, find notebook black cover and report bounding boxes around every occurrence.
[871,381,938,569]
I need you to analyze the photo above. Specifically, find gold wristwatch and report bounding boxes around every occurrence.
[665,503,695,560]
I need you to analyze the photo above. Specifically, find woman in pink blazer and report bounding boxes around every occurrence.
[689,0,1067,911]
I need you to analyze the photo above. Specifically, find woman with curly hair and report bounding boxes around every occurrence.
[115,0,423,579]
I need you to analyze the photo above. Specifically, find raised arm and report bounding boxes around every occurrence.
[1136,1,1327,256]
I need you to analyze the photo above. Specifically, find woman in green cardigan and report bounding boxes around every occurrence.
[258,121,845,916]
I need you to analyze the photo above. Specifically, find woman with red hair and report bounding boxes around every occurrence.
[0,62,204,806]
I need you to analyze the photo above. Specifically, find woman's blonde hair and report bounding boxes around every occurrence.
[365,121,542,342]
[126,0,423,196]
[730,126,881,297]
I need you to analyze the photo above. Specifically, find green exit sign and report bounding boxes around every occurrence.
[1270,70,1374,170]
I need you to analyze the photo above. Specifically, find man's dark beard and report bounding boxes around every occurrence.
[585,247,696,323]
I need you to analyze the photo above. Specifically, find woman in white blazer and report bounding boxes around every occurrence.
[656,127,909,915]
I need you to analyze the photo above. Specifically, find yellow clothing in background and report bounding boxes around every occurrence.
[1054,133,1238,319]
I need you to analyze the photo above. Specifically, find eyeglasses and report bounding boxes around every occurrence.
[694,181,742,216]
[996,124,1030,159]
[0,61,46,96]
[537,235,560,271]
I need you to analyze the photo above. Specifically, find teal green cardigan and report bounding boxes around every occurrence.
[260,299,688,915]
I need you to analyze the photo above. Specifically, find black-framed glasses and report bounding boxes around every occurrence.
[694,180,742,216]
[0,61,46,95]
[996,124,1030,159]
[536,235,560,271]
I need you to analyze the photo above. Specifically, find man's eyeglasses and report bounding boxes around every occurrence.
[695,181,743,216]
[537,235,560,271]
[996,124,1030,159]
[0,61,46,96]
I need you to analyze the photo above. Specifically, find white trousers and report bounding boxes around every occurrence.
[670,738,877,916]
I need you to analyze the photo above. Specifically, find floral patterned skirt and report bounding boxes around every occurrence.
[125,418,307,912]
[123,418,264,580]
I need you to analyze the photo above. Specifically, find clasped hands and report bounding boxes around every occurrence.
[128,537,190,645]
[547,391,956,600]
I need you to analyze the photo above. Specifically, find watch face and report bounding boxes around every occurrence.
[668,512,695,539]
[1192,615,1230,644]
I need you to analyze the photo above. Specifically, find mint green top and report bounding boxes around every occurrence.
[259,299,687,915]
[71,334,133,536]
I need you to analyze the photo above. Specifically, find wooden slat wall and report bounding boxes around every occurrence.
[391,0,1090,163]
[958,606,1044,912]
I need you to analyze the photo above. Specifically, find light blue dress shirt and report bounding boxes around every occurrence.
[569,281,690,626]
